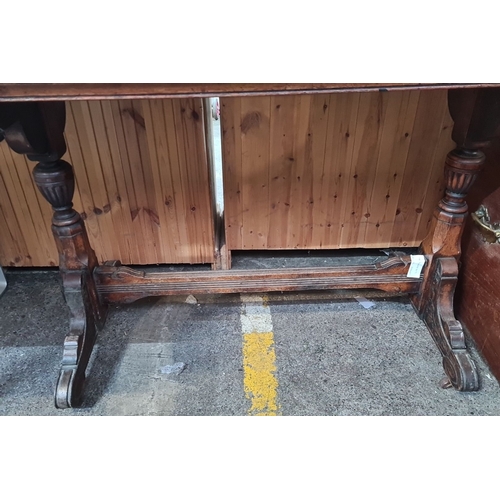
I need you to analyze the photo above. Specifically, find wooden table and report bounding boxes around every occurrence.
[1,83,499,408]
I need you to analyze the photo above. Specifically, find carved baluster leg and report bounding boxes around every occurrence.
[0,101,107,408]
[413,150,485,391]
[413,88,500,391]
[33,160,106,407]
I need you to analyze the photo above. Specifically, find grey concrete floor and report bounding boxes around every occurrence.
[1,268,500,416]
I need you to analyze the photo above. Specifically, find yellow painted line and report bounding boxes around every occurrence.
[240,294,280,416]
[243,332,279,415]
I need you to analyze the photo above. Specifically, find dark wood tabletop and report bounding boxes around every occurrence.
[1,83,499,101]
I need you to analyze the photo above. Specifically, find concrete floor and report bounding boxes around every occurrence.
[1,268,500,416]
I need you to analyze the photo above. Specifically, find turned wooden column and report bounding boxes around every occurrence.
[0,101,106,408]
[413,87,500,391]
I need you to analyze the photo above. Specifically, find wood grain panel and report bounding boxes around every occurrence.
[222,90,455,250]
[0,99,215,266]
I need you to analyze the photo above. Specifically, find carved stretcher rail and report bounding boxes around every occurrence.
[95,256,421,303]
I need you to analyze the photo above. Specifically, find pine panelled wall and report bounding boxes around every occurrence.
[0,99,215,267]
[1,90,455,267]
[221,89,454,251]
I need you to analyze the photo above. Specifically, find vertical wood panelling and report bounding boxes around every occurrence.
[0,98,215,266]
[389,91,451,246]
[0,146,56,266]
[1,91,455,266]
[221,90,454,250]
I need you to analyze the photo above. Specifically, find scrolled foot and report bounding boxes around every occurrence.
[443,351,479,392]
[414,257,480,392]
[55,368,85,409]
[53,272,98,409]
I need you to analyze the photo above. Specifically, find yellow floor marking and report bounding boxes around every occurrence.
[241,294,280,416]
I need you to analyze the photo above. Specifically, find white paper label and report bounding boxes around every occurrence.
[355,297,376,309]
[407,255,426,278]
